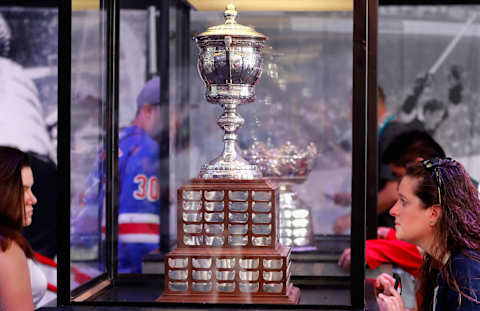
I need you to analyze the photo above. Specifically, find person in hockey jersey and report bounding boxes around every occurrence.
[71,77,167,273]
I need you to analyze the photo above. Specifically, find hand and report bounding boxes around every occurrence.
[377,285,406,311]
[338,248,351,271]
[333,213,351,234]
[377,227,391,239]
[376,273,396,295]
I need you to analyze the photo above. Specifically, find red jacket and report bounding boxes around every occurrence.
[366,228,422,277]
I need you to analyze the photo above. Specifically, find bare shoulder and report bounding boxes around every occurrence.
[0,241,28,280]
[0,241,33,311]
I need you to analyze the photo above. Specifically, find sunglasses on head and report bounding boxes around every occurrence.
[421,157,454,208]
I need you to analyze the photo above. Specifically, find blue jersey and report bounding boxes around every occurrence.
[72,125,163,273]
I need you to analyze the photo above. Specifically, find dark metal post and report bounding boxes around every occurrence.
[57,0,72,305]
[367,0,379,240]
[351,0,371,308]
[158,0,171,253]
[105,0,120,280]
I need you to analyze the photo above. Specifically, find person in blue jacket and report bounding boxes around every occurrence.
[72,77,167,273]
[375,158,480,311]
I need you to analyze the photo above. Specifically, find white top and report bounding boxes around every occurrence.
[27,259,47,308]
[0,57,55,160]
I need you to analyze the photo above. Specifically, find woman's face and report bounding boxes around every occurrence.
[390,176,435,246]
[21,166,37,227]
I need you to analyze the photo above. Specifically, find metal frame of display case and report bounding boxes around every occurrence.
[59,0,375,309]
[0,0,71,305]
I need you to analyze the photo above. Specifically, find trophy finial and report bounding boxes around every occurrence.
[224,4,238,24]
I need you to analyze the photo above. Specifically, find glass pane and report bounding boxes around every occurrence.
[115,5,168,275]
[0,6,58,307]
[378,7,480,310]
[70,5,107,290]
[184,7,354,306]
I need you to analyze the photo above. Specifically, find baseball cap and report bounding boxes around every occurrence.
[136,76,161,108]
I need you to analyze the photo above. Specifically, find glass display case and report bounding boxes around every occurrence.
[4,0,376,310]
[61,0,375,308]
[4,0,480,310]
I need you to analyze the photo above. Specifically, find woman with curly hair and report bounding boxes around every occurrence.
[376,157,480,311]
[0,146,46,311]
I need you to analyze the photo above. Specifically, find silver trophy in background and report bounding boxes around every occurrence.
[244,141,318,247]
[194,4,267,179]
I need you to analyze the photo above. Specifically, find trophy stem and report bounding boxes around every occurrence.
[198,102,262,179]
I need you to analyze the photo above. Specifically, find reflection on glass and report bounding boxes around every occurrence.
[239,270,259,281]
[252,202,271,212]
[292,219,309,227]
[263,259,283,269]
[192,270,212,281]
[216,282,235,292]
[168,270,188,280]
[280,237,292,246]
[294,237,309,246]
[252,191,271,201]
[204,201,224,211]
[205,224,224,234]
[183,201,202,211]
[280,228,292,237]
[192,258,212,269]
[216,270,235,281]
[216,258,235,269]
[168,257,188,268]
[239,282,259,293]
[228,224,248,234]
[228,191,248,201]
[239,258,259,269]
[169,281,188,291]
[293,209,309,218]
[281,209,292,219]
[263,283,283,293]
[204,190,224,201]
[228,201,248,212]
[293,228,308,237]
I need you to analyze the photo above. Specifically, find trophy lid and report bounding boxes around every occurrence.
[196,4,267,40]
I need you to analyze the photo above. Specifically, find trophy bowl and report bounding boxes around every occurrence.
[244,141,318,248]
[194,4,267,179]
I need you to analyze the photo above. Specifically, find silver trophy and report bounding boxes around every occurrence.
[194,4,267,179]
[244,141,318,247]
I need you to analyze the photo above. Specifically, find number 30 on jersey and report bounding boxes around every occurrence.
[133,174,160,202]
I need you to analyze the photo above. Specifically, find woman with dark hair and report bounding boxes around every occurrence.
[0,146,46,310]
[376,158,480,311]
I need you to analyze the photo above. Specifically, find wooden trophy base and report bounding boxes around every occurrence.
[157,178,300,305]
[157,283,300,304]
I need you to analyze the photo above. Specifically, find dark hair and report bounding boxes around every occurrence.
[0,146,34,259]
[383,130,445,167]
[406,159,480,310]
